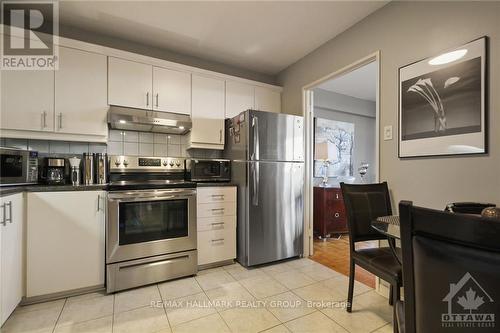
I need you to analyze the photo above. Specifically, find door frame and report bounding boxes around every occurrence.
[301,51,381,257]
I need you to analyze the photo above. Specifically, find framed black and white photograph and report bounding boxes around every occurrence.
[399,37,487,158]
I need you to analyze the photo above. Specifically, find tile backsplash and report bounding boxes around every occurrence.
[0,130,221,159]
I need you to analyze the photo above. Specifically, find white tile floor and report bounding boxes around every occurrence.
[2,258,393,333]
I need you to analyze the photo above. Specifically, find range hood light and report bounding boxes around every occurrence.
[108,105,192,134]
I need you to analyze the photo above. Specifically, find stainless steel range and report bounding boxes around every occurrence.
[106,156,197,293]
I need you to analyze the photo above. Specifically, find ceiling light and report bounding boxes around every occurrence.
[429,49,467,65]
[178,126,185,130]
[119,120,126,124]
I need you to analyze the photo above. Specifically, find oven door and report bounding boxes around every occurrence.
[107,188,197,264]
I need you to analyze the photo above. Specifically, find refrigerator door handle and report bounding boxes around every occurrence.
[251,115,259,160]
[251,162,259,206]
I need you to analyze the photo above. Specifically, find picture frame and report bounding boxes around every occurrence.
[398,37,487,158]
[313,117,355,178]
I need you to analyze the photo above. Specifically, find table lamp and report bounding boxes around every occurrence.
[315,142,330,186]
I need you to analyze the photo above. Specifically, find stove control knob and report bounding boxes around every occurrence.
[123,160,129,167]
[175,160,181,167]
[163,161,168,167]
[169,161,174,167]
[114,160,121,167]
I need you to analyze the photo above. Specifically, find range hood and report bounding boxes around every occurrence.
[108,106,191,134]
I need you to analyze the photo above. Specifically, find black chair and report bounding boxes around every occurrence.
[340,182,402,331]
[445,202,496,214]
[397,201,500,333]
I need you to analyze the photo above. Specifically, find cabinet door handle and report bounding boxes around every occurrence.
[97,195,101,212]
[0,204,6,226]
[219,129,222,143]
[211,222,224,226]
[211,238,225,243]
[334,212,340,218]
[58,112,63,129]
[146,92,149,107]
[155,93,159,107]
[8,201,12,223]
[335,193,339,199]
[41,111,47,129]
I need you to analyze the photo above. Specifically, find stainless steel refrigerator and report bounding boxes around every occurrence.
[224,110,304,267]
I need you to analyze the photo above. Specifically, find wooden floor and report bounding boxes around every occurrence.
[310,235,377,288]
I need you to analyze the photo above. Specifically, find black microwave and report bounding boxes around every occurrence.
[185,159,231,182]
[0,147,38,186]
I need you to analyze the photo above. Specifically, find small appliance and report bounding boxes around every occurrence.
[45,158,66,185]
[68,157,81,186]
[0,147,38,186]
[82,153,94,185]
[185,159,231,182]
[94,153,108,184]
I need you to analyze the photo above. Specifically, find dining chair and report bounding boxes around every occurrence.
[340,182,402,332]
[444,202,496,214]
[397,201,500,333]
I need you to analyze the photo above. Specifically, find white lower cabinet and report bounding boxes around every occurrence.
[26,191,106,298]
[197,187,237,266]
[0,193,24,326]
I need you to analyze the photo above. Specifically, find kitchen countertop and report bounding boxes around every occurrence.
[195,182,236,187]
[1,182,236,197]
[0,184,108,197]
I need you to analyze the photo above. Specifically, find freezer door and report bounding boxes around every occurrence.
[246,161,304,266]
[248,111,304,162]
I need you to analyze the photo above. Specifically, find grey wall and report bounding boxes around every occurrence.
[313,89,376,186]
[278,1,500,209]
[59,24,277,85]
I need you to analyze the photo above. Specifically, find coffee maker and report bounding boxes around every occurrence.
[45,158,66,184]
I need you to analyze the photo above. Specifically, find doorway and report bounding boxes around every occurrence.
[302,53,380,288]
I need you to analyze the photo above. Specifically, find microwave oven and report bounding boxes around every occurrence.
[185,159,231,182]
[0,147,38,186]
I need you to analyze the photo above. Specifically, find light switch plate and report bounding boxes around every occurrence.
[383,125,393,141]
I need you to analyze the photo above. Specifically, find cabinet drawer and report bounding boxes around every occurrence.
[197,187,236,204]
[197,228,236,266]
[198,215,236,232]
[197,202,236,218]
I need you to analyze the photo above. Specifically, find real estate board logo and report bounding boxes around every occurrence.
[442,272,495,329]
[1,0,59,70]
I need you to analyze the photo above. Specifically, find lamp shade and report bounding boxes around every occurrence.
[315,142,329,160]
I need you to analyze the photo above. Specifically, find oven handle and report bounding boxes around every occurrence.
[108,189,196,201]
[109,195,196,203]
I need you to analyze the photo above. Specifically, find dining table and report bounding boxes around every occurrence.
[371,215,402,264]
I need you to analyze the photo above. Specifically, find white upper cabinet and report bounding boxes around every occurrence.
[255,86,281,113]
[108,57,153,109]
[1,69,54,132]
[153,67,191,115]
[225,81,254,119]
[190,75,225,148]
[56,47,108,136]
